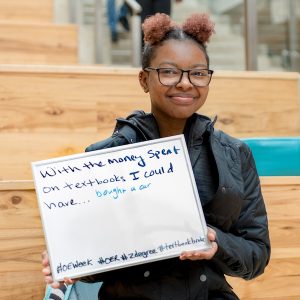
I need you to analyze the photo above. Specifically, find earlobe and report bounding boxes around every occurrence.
[139,71,149,93]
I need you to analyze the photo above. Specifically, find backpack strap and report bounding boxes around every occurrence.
[44,284,73,300]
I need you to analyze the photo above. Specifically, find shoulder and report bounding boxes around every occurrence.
[85,111,150,152]
[212,129,253,165]
[192,113,252,159]
[85,123,137,152]
[213,129,250,151]
[85,134,129,152]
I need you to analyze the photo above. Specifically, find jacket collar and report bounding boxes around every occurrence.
[118,110,215,144]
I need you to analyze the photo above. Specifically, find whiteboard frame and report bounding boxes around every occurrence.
[32,134,210,281]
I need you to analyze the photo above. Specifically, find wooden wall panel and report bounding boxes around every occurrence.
[0,132,103,181]
[0,23,78,64]
[208,73,300,137]
[1,177,299,300]
[227,177,300,300]
[0,68,145,133]
[0,66,299,181]
[0,0,53,22]
[0,189,45,300]
[0,66,298,134]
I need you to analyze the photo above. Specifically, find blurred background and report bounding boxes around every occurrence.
[51,0,300,71]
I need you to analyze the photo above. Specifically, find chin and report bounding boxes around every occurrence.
[169,110,195,120]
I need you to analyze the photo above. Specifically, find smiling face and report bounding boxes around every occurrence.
[139,39,210,131]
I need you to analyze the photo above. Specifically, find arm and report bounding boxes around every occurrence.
[180,144,270,280]
[211,145,271,279]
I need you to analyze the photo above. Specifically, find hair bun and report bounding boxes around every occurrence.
[182,13,215,44]
[142,13,176,45]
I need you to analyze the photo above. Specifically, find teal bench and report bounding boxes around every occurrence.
[242,137,300,176]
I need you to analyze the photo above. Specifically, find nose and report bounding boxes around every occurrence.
[176,71,193,88]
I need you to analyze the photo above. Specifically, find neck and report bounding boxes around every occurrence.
[155,116,187,138]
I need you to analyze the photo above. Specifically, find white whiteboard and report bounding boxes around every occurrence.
[32,135,210,281]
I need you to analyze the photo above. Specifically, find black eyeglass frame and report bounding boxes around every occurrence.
[143,67,214,87]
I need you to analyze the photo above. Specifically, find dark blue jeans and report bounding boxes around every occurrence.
[136,0,171,23]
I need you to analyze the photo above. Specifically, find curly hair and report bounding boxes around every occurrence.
[141,13,215,69]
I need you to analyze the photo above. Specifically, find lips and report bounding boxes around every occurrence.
[168,93,195,105]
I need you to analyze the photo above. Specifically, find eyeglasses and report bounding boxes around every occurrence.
[144,67,214,87]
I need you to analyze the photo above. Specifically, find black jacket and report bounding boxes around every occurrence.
[83,111,271,300]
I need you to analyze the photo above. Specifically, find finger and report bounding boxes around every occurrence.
[41,250,47,259]
[179,250,200,260]
[211,240,218,250]
[44,275,54,284]
[207,231,215,241]
[41,250,48,261]
[41,253,49,267]
[179,242,218,261]
[64,277,76,285]
[51,281,63,289]
[198,241,218,259]
[180,251,212,260]
[207,228,216,241]
[42,266,51,276]
[180,251,205,260]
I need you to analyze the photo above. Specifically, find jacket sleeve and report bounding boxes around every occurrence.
[211,143,271,280]
[85,134,130,152]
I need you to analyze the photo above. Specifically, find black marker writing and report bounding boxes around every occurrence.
[40,165,81,178]
[129,171,140,180]
[157,236,206,253]
[98,255,120,265]
[82,160,106,169]
[43,185,60,193]
[129,162,173,181]
[44,198,78,210]
[57,258,93,274]
[107,154,146,167]
[147,145,180,160]
[128,249,157,259]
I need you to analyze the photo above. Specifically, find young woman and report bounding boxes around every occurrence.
[43,13,270,299]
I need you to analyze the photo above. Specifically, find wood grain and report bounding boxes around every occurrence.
[0,132,105,181]
[0,177,299,299]
[208,75,300,136]
[0,66,299,299]
[0,66,299,181]
[0,0,53,22]
[0,189,45,300]
[226,179,300,299]
[0,23,78,64]
[0,66,298,134]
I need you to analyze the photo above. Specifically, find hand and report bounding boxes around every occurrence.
[42,250,77,288]
[179,227,218,261]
